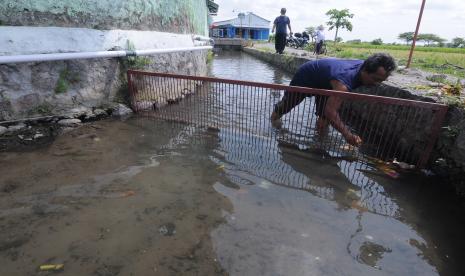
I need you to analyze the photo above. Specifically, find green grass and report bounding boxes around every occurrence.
[326,44,465,78]
[339,43,465,54]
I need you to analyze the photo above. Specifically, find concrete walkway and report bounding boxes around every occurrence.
[253,42,320,58]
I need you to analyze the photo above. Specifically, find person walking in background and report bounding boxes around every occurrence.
[271,8,292,54]
[315,25,325,55]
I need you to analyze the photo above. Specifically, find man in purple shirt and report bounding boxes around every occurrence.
[271,53,396,146]
[272,8,292,54]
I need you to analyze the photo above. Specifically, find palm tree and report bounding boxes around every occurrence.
[325,9,354,45]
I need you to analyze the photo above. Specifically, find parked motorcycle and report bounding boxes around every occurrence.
[293,32,309,49]
[286,34,298,48]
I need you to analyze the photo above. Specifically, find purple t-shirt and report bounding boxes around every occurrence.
[274,15,290,34]
[290,58,363,91]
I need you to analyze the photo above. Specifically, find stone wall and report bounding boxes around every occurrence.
[0,0,211,121]
[0,50,207,121]
[243,47,465,196]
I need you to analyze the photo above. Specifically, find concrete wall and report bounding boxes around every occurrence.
[0,0,211,121]
[243,47,465,196]
[0,0,208,35]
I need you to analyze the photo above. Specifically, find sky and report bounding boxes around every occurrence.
[211,0,465,43]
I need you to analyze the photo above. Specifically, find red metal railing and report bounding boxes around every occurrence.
[127,70,448,168]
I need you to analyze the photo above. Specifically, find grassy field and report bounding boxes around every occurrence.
[322,43,465,78]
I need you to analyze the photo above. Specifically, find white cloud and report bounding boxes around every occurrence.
[213,0,465,42]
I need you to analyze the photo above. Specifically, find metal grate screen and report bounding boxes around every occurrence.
[127,70,447,168]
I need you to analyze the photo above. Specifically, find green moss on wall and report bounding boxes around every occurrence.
[0,0,208,35]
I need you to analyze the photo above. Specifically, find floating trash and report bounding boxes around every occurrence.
[158,223,176,236]
[39,264,64,271]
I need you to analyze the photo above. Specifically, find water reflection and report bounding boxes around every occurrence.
[203,51,464,275]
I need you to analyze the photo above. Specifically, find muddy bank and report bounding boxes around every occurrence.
[0,104,132,152]
[0,118,232,275]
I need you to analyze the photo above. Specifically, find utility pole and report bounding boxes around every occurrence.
[407,0,426,68]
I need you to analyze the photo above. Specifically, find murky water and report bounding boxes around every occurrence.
[0,51,464,275]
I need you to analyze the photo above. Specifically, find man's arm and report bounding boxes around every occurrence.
[287,21,292,34]
[324,80,362,146]
[272,23,276,33]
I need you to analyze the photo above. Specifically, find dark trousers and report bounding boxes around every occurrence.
[315,41,323,54]
[275,33,287,54]
[274,81,329,118]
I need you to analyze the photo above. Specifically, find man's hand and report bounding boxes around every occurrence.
[344,133,362,146]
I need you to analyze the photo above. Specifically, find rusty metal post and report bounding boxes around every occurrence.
[417,106,448,168]
[127,70,136,111]
[406,0,426,68]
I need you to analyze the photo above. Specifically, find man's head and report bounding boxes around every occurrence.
[280,8,286,15]
[360,53,396,86]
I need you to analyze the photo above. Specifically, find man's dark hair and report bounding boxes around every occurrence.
[280,8,286,14]
[361,53,396,74]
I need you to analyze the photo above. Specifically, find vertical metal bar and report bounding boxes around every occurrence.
[398,107,420,164]
[366,102,387,159]
[407,0,426,68]
[259,86,265,135]
[126,71,135,111]
[382,105,406,161]
[353,105,366,163]
[157,76,165,120]
[418,106,447,168]
[406,107,424,165]
[392,105,416,162]
[147,75,154,112]
[374,103,394,159]
[316,96,327,153]
[326,98,345,156]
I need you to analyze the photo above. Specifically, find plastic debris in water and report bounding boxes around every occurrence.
[39,264,64,271]
[378,165,399,179]
[366,157,400,179]
[217,165,225,170]
[158,223,176,236]
[339,144,355,151]
[345,188,359,201]
[120,190,135,198]
[350,200,369,212]
[393,159,415,170]
[258,180,272,189]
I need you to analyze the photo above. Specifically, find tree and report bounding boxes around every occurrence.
[305,26,317,42]
[325,9,354,45]
[371,38,383,45]
[452,37,465,48]
[417,33,445,46]
[398,32,414,45]
[335,37,343,43]
[346,39,361,44]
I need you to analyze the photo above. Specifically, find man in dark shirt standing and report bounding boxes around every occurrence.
[272,8,292,54]
[271,53,396,146]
